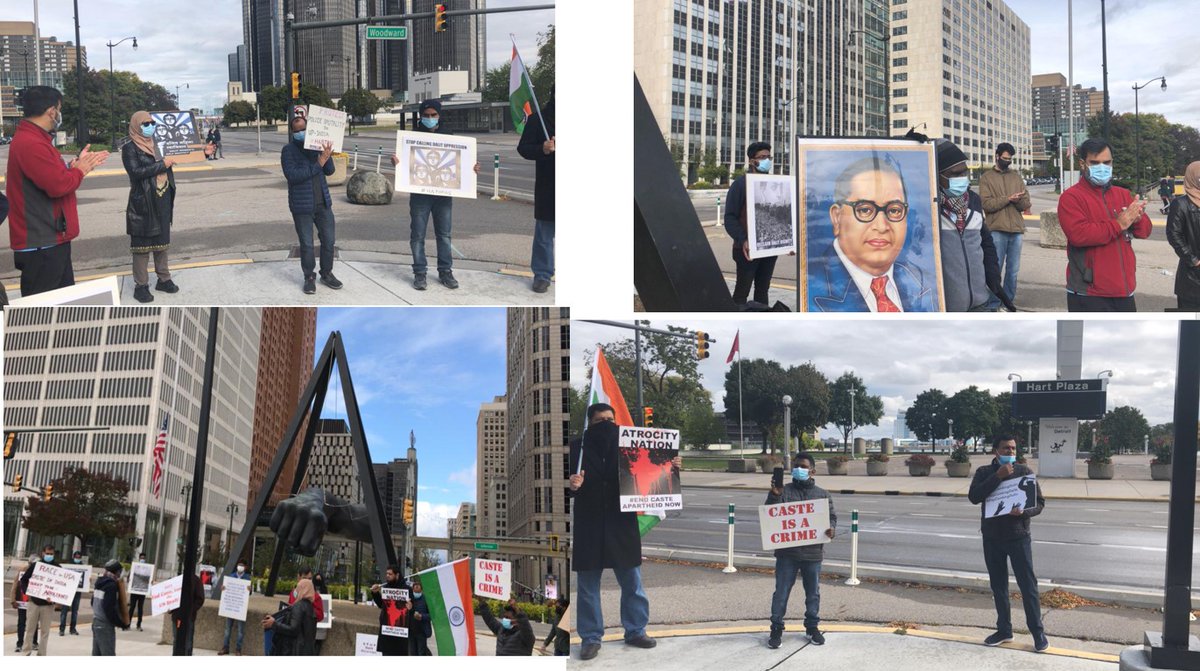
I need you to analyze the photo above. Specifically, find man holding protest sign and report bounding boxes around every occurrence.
[475,596,535,656]
[18,545,62,656]
[370,565,411,656]
[219,561,253,655]
[968,434,1049,652]
[764,452,837,649]
[91,559,129,656]
[281,115,342,295]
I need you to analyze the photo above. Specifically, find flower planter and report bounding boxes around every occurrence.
[866,461,889,476]
[827,461,848,476]
[1150,463,1172,481]
[327,153,350,186]
[1087,462,1115,480]
[907,464,932,477]
[946,461,972,478]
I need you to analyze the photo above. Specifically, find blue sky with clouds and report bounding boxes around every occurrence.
[314,307,506,538]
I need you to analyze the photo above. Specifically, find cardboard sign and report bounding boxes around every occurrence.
[61,564,93,594]
[26,562,80,606]
[617,426,682,512]
[149,110,206,163]
[759,498,833,550]
[317,594,332,629]
[304,104,347,153]
[355,633,381,655]
[218,576,251,621]
[381,587,409,601]
[150,575,184,616]
[985,474,1039,519]
[381,625,409,637]
[473,558,511,601]
[394,130,477,199]
[129,562,154,596]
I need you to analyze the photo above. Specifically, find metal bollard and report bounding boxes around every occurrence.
[376,146,383,173]
[491,152,502,200]
[353,144,358,170]
[716,196,722,227]
[845,509,861,585]
[722,503,737,573]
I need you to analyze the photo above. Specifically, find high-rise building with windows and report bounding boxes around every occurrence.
[411,0,486,93]
[887,0,1032,171]
[476,395,508,539]
[307,419,361,502]
[448,502,476,558]
[0,21,87,95]
[372,437,418,572]
[1031,72,1095,160]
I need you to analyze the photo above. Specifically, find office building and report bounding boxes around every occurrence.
[895,410,912,440]
[307,419,362,503]
[411,0,486,93]
[1032,72,1095,159]
[295,0,359,97]
[228,45,248,86]
[0,21,87,95]
[476,395,508,539]
[243,0,285,91]
[888,0,1032,171]
[372,436,418,571]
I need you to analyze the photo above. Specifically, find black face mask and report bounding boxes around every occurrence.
[997,158,1011,170]
[584,419,620,446]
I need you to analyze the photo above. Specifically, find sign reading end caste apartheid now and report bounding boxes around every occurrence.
[474,559,511,601]
[759,499,833,551]
[617,426,682,513]
[26,562,80,606]
[984,474,1038,519]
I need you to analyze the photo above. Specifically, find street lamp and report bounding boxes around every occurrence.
[1132,76,1166,190]
[930,412,938,453]
[1144,433,1149,456]
[1096,370,1114,380]
[174,83,189,111]
[948,418,954,450]
[225,502,239,564]
[16,47,32,93]
[1007,373,1022,382]
[106,36,138,147]
[782,395,793,465]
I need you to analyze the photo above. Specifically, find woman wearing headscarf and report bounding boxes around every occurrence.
[263,578,317,656]
[1166,161,1200,310]
[122,110,179,303]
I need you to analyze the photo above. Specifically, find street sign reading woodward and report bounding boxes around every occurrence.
[366,26,408,40]
[1011,378,1106,420]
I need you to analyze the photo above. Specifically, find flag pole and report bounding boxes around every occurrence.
[511,34,550,140]
[576,349,599,476]
[738,347,744,459]
[154,416,170,568]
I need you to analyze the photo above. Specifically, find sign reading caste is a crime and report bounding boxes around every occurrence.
[617,426,682,512]
[473,558,511,601]
[758,498,833,551]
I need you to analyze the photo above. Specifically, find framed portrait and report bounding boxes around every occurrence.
[745,174,797,259]
[796,138,944,312]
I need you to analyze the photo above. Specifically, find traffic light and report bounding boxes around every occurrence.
[643,406,654,427]
[403,498,414,526]
[290,71,301,99]
[11,474,22,493]
[696,331,710,359]
[549,534,559,552]
[434,4,448,32]
[3,432,18,459]
[42,484,52,502]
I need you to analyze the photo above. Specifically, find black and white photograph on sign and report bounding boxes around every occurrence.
[394,131,478,199]
[129,562,154,595]
[617,427,682,512]
[149,110,205,163]
[412,147,462,190]
[746,174,797,259]
[984,475,1039,519]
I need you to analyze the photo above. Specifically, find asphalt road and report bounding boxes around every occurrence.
[645,487,1200,590]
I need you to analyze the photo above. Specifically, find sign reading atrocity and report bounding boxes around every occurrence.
[150,575,184,616]
[758,499,833,551]
[26,562,80,606]
[617,426,682,512]
[474,558,511,601]
[303,104,348,154]
[218,576,251,621]
[380,587,409,602]
[984,474,1039,519]
[394,130,477,199]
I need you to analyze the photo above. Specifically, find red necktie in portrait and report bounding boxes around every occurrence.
[870,276,900,313]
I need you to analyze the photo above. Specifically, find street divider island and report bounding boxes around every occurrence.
[474,558,512,601]
[26,561,80,606]
[617,426,682,513]
[984,474,1038,519]
[759,499,833,550]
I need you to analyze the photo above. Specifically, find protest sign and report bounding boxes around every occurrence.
[544,575,558,600]
[355,633,382,655]
[381,587,409,601]
[26,562,80,606]
[317,594,332,629]
[984,474,1039,519]
[150,575,184,616]
[149,110,206,163]
[617,426,682,512]
[62,564,93,594]
[199,564,216,599]
[759,498,833,551]
[129,562,154,596]
[394,130,477,199]
[473,558,511,600]
[303,104,347,153]
[218,576,251,621]
[381,625,409,637]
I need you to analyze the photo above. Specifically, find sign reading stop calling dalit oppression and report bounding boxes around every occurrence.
[149,574,184,616]
[26,562,80,606]
[474,559,511,601]
[303,104,348,154]
[759,499,833,551]
[617,426,682,513]
[355,633,382,655]
[149,110,206,163]
[128,562,154,596]
[394,130,477,199]
[218,576,251,621]
[984,474,1039,519]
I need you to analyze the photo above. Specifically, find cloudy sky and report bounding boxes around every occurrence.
[572,319,1187,439]
[1007,0,1197,128]
[315,307,507,539]
[7,0,553,114]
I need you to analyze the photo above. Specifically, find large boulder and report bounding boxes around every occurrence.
[346,170,394,205]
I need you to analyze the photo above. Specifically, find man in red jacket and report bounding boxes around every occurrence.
[5,86,107,297]
[1056,138,1153,311]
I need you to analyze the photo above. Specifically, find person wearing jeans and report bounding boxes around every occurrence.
[979,143,1029,309]
[724,142,782,308]
[281,115,342,295]
[219,563,252,655]
[516,97,555,293]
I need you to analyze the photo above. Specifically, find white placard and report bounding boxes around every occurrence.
[394,130,477,199]
[984,474,1039,519]
[303,104,347,154]
[62,564,93,594]
[381,625,409,638]
[759,498,833,550]
[218,577,251,621]
[381,587,409,601]
[8,275,119,307]
[355,633,382,655]
[746,173,797,259]
[474,558,511,601]
[26,562,79,606]
[128,562,155,596]
[150,575,184,616]
[317,594,332,629]
[544,577,558,601]
[1039,418,1078,478]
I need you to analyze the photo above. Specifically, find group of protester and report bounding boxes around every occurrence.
[1,86,555,303]
[13,544,131,656]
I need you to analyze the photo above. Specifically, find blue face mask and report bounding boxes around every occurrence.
[412,590,422,599]
[756,158,772,173]
[43,554,54,562]
[945,176,970,197]
[141,124,155,137]
[500,617,513,630]
[1088,164,1113,185]
[292,131,306,143]
[420,117,439,129]
[998,455,1016,465]
[792,467,809,481]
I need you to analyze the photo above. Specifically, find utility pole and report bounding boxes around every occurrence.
[1100,0,1109,138]
[72,0,86,144]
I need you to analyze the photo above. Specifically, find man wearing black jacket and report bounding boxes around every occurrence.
[724,142,777,308]
[967,434,1048,651]
[476,597,534,655]
[516,98,554,293]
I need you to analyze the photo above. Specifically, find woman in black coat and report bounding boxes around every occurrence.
[122,110,179,303]
[1167,161,1200,310]
[264,578,317,656]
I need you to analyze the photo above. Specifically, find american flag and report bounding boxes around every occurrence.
[150,415,169,499]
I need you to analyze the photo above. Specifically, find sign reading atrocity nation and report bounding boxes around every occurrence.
[380,587,409,602]
[303,104,348,154]
[26,562,80,606]
[317,594,332,629]
[473,559,511,601]
[394,131,477,199]
[149,575,184,616]
[617,426,682,512]
[984,474,1039,519]
[61,564,92,593]
[149,110,206,163]
[128,562,154,596]
[746,174,798,259]
[759,498,833,551]
[217,576,251,621]
[355,632,382,656]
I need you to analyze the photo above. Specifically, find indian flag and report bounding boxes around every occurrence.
[509,43,536,134]
[412,558,476,656]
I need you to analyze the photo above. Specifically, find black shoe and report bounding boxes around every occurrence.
[136,626,142,632]
[59,630,64,637]
[983,631,1013,646]
[807,628,825,645]
[579,643,600,660]
[133,284,154,303]
[532,278,551,293]
[14,645,21,653]
[320,272,343,290]
[767,626,783,649]
[413,274,427,290]
[624,634,656,649]
[439,271,459,289]
[1034,632,1049,652]
[155,279,179,293]
[303,275,316,294]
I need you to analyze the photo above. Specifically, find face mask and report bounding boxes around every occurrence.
[756,158,772,173]
[500,617,513,630]
[998,455,1016,465]
[944,176,970,197]
[292,131,306,143]
[997,158,1011,170]
[237,565,246,573]
[412,591,422,598]
[1088,164,1113,185]
[73,557,82,564]
[792,467,809,481]
[52,109,63,130]
[420,117,439,129]
[43,554,54,562]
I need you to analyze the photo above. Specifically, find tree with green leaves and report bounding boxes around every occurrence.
[339,88,383,134]
[299,84,334,111]
[61,67,175,143]
[827,372,884,453]
[906,389,948,446]
[945,386,998,451]
[482,62,511,103]
[991,391,1039,449]
[784,363,831,439]
[724,358,789,453]
[258,85,288,124]
[1099,405,1151,454]
[23,466,135,551]
[530,25,555,100]
[569,384,588,438]
[680,398,727,449]
[222,100,256,127]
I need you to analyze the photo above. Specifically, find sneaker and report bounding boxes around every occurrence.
[767,626,783,649]
[70,630,79,635]
[155,279,180,293]
[133,284,154,303]
[303,274,316,294]
[136,626,142,632]
[320,272,343,290]
[413,274,427,290]
[624,634,656,649]
[807,628,825,645]
[59,630,64,637]
[439,271,459,289]
[15,645,22,653]
[983,631,1013,646]
[532,278,551,293]
[1034,632,1049,652]
[579,643,600,660]
[218,648,229,655]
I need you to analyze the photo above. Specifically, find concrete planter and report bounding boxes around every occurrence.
[946,461,972,478]
[907,464,932,477]
[1087,462,1115,480]
[327,153,350,186]
[727,459,756,473]
[866,460,889,476]
[827,461,848,476]
[1150,463,1172,481]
